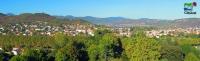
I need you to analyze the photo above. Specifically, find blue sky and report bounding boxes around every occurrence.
[0,0,199,19]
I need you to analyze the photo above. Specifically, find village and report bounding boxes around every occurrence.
[0,21,96,36]
[146,28,200,38]
[0,21,133,38]
[0,23,133,57]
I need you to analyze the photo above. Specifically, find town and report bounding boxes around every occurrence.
[0,21,95,36]
[146,27,200,38]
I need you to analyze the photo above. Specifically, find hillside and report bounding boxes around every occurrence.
[58,16,200,28]
[1,13,200,28]
[79,16,200,28]
[170,18,200,28]
[0,13,91,25]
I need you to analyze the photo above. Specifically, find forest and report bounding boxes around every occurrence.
[0,27,200,61]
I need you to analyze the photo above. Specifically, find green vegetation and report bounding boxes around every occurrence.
[1,13,200,61]
[0,27,200,61]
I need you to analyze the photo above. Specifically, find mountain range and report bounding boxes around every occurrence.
[57,15,200,28]
[0,13,200,28]
[0,13,90,25]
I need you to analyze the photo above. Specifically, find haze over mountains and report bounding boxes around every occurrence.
[1,13,200,28]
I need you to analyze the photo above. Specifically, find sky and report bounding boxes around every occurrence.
[0,0,200,19]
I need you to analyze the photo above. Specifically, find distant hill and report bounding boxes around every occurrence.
[55,15,200,28]
[110,18,200,28]
[0,13,91,25]
[1,13,200,28]
[57,16,171,27]
[0,13,7,16]
[170,18,200,28]
[56,15,129,24]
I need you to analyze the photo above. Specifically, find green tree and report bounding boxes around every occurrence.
[54,32,67,48]
[184,52,200,61]
[122,37,134,60]
[0,55,3,61]
[55,48,68,61]
[123,31,161,61]
[2,44,12,52]
[9,55,26,61]
[160,45,183,61]
[55,41,88,61]
[112,38,123,58]
[99,33,117,61]
[159,37,184,61]
[87,44,99,61]
[21,48,42,61]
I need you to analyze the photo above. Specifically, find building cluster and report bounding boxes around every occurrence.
[0,47,21,56]
[111,27,132,37]
[0,21,95,36]
[146,28,200,38]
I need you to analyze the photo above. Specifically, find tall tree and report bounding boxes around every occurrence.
[55,48,68,61]
[99,33,116,61]
[9,56,26,61]
[53,32,67,48]
[87,44,99,61]
[184,52,200,61]
[123,31,161,61]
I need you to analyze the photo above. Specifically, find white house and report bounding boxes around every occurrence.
[12,48,19,55]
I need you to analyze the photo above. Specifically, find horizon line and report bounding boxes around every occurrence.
[1,12,200,20]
